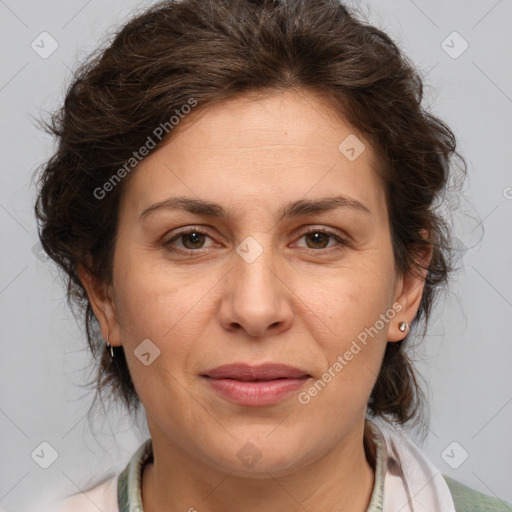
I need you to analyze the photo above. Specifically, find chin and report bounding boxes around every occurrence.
[201,432,312,477]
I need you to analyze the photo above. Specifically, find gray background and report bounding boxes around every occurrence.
[1,0,511,510]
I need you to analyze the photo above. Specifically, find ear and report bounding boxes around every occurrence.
[388,236,433,342]
[77,261,122,347]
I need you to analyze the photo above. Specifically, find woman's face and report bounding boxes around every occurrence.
[82,88,425,476]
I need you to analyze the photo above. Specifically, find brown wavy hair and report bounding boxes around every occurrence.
[34,0,465,430]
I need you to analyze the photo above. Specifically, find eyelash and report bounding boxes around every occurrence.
[163,226,350,255]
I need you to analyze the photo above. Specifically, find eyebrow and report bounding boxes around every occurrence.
[139,195,371,222]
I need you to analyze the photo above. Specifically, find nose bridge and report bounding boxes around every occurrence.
[218,232,293,336]
[234,233,280,303]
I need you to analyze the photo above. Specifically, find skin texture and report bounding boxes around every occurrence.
[79,88,430,512]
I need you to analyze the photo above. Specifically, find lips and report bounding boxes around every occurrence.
[202,363,310,380]
[201,363,312,406]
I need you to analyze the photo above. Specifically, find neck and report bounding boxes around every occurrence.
[142,421,376,512]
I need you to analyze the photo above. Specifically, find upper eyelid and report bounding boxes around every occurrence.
[167,225,346,238]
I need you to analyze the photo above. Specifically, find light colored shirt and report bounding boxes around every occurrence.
[37,419,512,512]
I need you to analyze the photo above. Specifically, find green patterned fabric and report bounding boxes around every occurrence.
[365,419,387,511]
[443,475,512,512]
[117,438,152,512]
[116,426,511,512]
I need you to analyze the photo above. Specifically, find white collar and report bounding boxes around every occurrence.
[368,418,456,512]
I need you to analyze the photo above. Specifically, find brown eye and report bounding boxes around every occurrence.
[164,228,216,254]
[180,231,207,249]
[304,231,331,249]
[294,228,349,254]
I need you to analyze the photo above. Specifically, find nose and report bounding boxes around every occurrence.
[217,239,294,338]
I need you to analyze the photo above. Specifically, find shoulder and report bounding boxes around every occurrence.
[28,438,151,512]
[35,475,119,512]
[367,418,511,512]
[443,474,512,512]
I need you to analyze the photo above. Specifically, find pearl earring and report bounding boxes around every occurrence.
[398,321,408,332]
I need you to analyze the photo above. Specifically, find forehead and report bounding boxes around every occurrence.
[119,88,385,221]
[164,88,370,158]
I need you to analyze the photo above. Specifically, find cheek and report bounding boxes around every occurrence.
[293,283,392,427]
[293,260,397,347]
[112,257,220,363]
[289,256,396,407]
[111,267,208,420]
[114,274,175,342]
